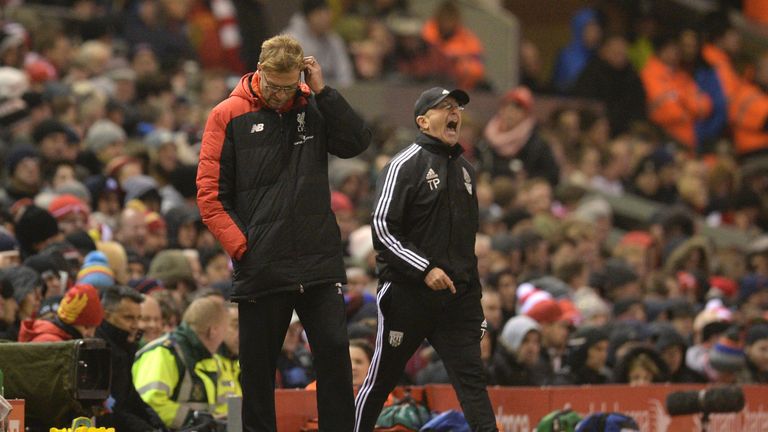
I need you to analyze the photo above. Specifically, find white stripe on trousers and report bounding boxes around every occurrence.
[372,144,429,271]
[353,281,391,432]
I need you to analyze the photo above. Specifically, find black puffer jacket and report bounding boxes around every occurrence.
[197,73,371,299]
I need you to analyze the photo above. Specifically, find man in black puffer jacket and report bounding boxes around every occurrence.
[95,285,166,431]
[197,33,371,432]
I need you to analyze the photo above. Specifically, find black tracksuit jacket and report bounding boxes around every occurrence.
[372,132,481,293]
[197,73,371,300]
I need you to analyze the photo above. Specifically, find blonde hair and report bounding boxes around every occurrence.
[259,34,304,73]
[182,297,227,334]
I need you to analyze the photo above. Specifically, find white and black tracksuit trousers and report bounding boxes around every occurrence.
[353,281,498,432]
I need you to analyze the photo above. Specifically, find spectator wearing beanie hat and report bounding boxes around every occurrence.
[48,194,90,235]
[5,266,42,332]
[77,250,116,289]
[123,175,162,213]
[556,325,611,385]
[742,324,768,383]
[653,324,707,383]
[66,229,97,258]
[32,118,80,166]
[4,146,41,203]
[708,326,746,383]
[488,315,549,386]
[24,251,67,300]
[84,119,126,165]
[148,249,196,310]
[0,228,20,269]
[14,204,61,259]
[145,211,168,257]
[18,283,103,342]
[600,258,641,302]
[517,283,570,374]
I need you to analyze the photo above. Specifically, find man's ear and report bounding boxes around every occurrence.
[416,115,428,130]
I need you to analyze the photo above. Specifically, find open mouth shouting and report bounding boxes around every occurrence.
[443,115,461,143]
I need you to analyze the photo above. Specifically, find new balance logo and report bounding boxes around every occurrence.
[251,123,264,133]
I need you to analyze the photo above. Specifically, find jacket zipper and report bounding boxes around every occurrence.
[447,155,454,271]
[281,111,305,294]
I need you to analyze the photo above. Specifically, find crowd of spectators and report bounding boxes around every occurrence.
[2,0,768,428]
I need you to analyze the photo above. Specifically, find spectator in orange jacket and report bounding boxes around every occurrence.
[421,0,487,90]
[729,51,768,157]
[641,33,712,150]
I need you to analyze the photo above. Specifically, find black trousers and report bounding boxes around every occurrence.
[353,281,498,432]
[239,284,354,432]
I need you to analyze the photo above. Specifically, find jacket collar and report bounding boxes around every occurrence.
[218,343,238,360]
[174,322,213,359]
[98,319,137,353]
[415,132,464,158]
[53,316,84,339]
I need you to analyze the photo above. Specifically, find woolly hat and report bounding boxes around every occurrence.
[530,276,571,299]
[76,250,115,289]
[32,118,77,145]
[122,175,159,204]
[128,277,164,295]
[0,228,19,252]
[328,158,368,190]
[5,146,39,176]
[558,299,582,326]
[84,119,125,152]
[654,325,688,353]
[145,211,166,234]
[147,250,194,286]
[517,283,564,324]
[567,325,609,370]
[57,283,103,327]
[708,275,738,299]
[65,230,97,256]
[575,293,610,322]
[5,265,41,305]
[694,298,733,342]
[498,315,540,354]
[501,86,534,112]
[708,328,745,373]
[15,205,59,257]
[48,194,90,220]
[603,259,639,292]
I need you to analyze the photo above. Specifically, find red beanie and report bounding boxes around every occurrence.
[525,298,564,324]
[57,283,104,327]
[48,194,90,220]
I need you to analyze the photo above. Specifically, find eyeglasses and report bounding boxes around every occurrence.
[434,101,465,112]
[261,72,299,94]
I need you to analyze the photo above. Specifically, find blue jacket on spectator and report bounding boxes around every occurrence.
[552,8,600,93]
